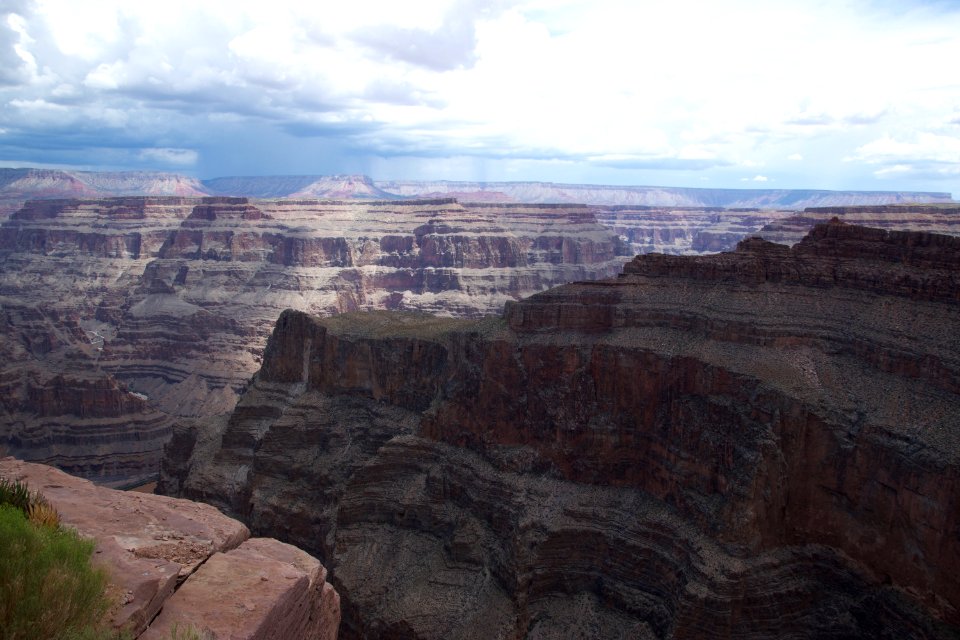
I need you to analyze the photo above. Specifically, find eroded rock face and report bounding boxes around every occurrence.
[593,205,793,255]
[0,196,629,484]
[167,220,960,638]
[0,457,339,640]
[758,205,960,246]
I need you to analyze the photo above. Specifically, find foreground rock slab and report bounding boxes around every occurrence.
[0,457,339,639]
[142,538,339,640]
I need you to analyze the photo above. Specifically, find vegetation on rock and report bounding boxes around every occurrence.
[0,503,109,640]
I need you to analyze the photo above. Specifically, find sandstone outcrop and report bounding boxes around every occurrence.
[166,220,960,638]
[0,457,339,639]
[0,196,629,484]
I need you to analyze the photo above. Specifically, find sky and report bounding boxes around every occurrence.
[1,0,959,194]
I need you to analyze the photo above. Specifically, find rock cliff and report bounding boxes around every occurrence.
[0,169,206,219]
[165,220,960,638]
[375,179,953,209]
[0,457,340,639]
[758,204,960,246]
[0,196,629,484]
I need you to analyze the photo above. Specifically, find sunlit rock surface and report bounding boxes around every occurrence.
[0,457,340,639]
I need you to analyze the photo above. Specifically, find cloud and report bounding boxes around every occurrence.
[786,113,835,126]
[351,0,515,71]
[741,175,769,182]
[851,133,960,164]
[2,0,960,192]
[588,155,731,171]
[0,11,37,86]
[138,147,198,166]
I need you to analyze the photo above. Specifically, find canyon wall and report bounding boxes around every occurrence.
[374,179,953,208]
[759,204,960,246]
[0,196,629,484]
[165,221,960,638]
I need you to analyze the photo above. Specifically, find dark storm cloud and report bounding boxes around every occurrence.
[281,120,378,138]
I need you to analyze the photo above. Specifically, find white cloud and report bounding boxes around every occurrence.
[851,133,960,164]
[1,0,960,191]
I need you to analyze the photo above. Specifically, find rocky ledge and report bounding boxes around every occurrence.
[163,220,959,638]
[0,457,340,639]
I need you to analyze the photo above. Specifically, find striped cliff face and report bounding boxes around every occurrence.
[0,196,629,485]
[167,221,959,638]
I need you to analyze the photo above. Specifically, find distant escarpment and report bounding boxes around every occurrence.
[5,168,953,256]
[758,204,960,246]
[375,179,953,209]
[165,220,960,638]
[0,196,629,484]
[0,168,206,219]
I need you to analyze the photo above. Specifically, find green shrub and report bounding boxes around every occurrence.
[0,505,109,640]
[0,476,61,529]
[0,477,31,513]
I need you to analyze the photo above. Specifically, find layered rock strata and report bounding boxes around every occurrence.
[0,196,629,483]
[0,457,340,639]
[758,204,960,246]
[375,179,953,208]
[593,206,793,255]
[165,220,960,638]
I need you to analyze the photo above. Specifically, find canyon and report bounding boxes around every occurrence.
[161,220,960,639]
[0,196,629,485]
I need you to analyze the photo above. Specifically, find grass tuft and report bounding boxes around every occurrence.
[28,497,61,529]
[0,477,32,513]
[0,504,109,640]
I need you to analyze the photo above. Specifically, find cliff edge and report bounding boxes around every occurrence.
[0,457,340,639]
